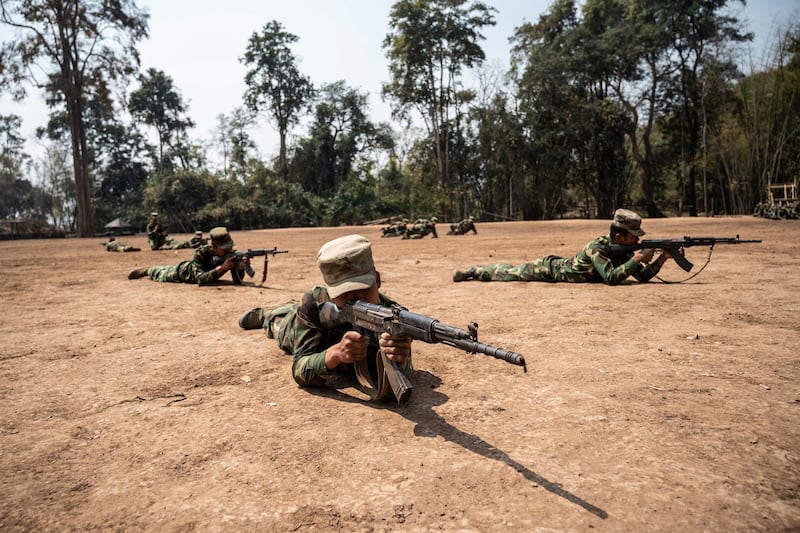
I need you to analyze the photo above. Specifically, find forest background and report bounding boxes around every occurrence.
[1,0,799,238]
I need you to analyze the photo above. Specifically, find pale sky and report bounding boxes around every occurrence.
[1,0,798,169]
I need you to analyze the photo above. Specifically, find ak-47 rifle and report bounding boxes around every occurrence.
[319,300,527,404]
[212,247,288,284]
[609,235,761,272]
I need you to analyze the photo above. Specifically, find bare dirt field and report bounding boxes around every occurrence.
[1,215,798,532]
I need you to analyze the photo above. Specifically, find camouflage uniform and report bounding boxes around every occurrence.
[448,217,477,235]
[166,232,207,249]
[261,287,413,388]
[133,227,243,285]
[472,235,662,284]
[105,239,140,252]
[405,217,438,239]
[145,213,174,250]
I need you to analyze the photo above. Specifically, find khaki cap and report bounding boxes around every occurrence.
[209,227,234,250]
[150,212,159,217]
[316,234,376,299]
[612,208,646,236]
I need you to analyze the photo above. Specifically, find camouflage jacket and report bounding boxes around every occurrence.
[273,286,412,388]
[105,240,133,252]
[552,234,660,284]
[173,244,230,285]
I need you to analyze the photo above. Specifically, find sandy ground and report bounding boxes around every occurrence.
[0,215,798,532]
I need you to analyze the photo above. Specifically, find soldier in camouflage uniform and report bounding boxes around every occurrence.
[453,209,674,285]
[405,216,438,239]
[447,216,477,235]
[103,237,140,252]
[145,212,175,250]
[128,227,248,285]
[165,230,208,249]
[238,234,413,397]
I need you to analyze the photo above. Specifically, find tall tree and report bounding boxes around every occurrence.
[290,81,389,197]
[0,113,32,218]
[241,20,314,185]
[0,0,149,237]
[660,0,751,215]
[383,0,495,220]
[129,67,195,173]
[213,107,257,180]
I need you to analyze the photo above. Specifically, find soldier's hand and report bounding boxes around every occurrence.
[325,331,368,368]
[634,248,655,263]
[221,256,237,271]
[379,333,412,364]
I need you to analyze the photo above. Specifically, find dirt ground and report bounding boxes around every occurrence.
[0,216,798,532]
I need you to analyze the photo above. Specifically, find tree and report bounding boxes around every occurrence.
[383,0,496,220]
[213,107,257,180]
[0,0,149,237]
[129,67,195,173]
[241,20,314,185]
[0,113,32,218]
[660,0,751,215]
[290,81,391,197]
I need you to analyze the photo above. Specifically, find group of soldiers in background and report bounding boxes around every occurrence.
[381,216,478,239]
[753,202,799,220]
[146,212,208,250]
[104,212,208,252]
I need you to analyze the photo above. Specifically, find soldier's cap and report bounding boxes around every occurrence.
[468,216,474,221]
[612,208,646,236]
[195,230,203,235]
[150,212,158,217]
[431,216,438,222]
[209,226,234,250]
[316,234,376,299]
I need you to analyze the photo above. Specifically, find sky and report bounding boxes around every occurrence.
[1,0,798,169]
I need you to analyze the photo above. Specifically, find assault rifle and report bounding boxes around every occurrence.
[319,300,527,404]
[212,247,288,284]
[609,235,761,272]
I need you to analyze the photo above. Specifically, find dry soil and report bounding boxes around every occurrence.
[0,216,798,532]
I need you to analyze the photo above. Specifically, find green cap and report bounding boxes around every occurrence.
[209,227,234,250]
[316,234,376,299]
[612,208,645,236]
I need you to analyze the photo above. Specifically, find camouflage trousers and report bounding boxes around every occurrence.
[146,262,192,283]
[475,256,561,282]
[262,302,299,342]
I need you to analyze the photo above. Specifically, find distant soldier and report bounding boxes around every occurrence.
[166,230,208,249]
[405,216,438,239]
[447,216,477,235]
[381,218,408,238]
[145,212,174,250]
[103,237,140,252]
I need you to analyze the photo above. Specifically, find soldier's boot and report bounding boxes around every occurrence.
[238,307,265,330]
[128,267,149,280]
[452,267,475,282]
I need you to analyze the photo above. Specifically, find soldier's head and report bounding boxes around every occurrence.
[150,212,158,218]
[209,227,234,252]
[611,208,645,243]
[316,234,381,306]
[430,216,438,224]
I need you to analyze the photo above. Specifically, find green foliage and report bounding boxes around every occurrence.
[129,68,196,173]
[0,0,149,236]
[241,20,314,182]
